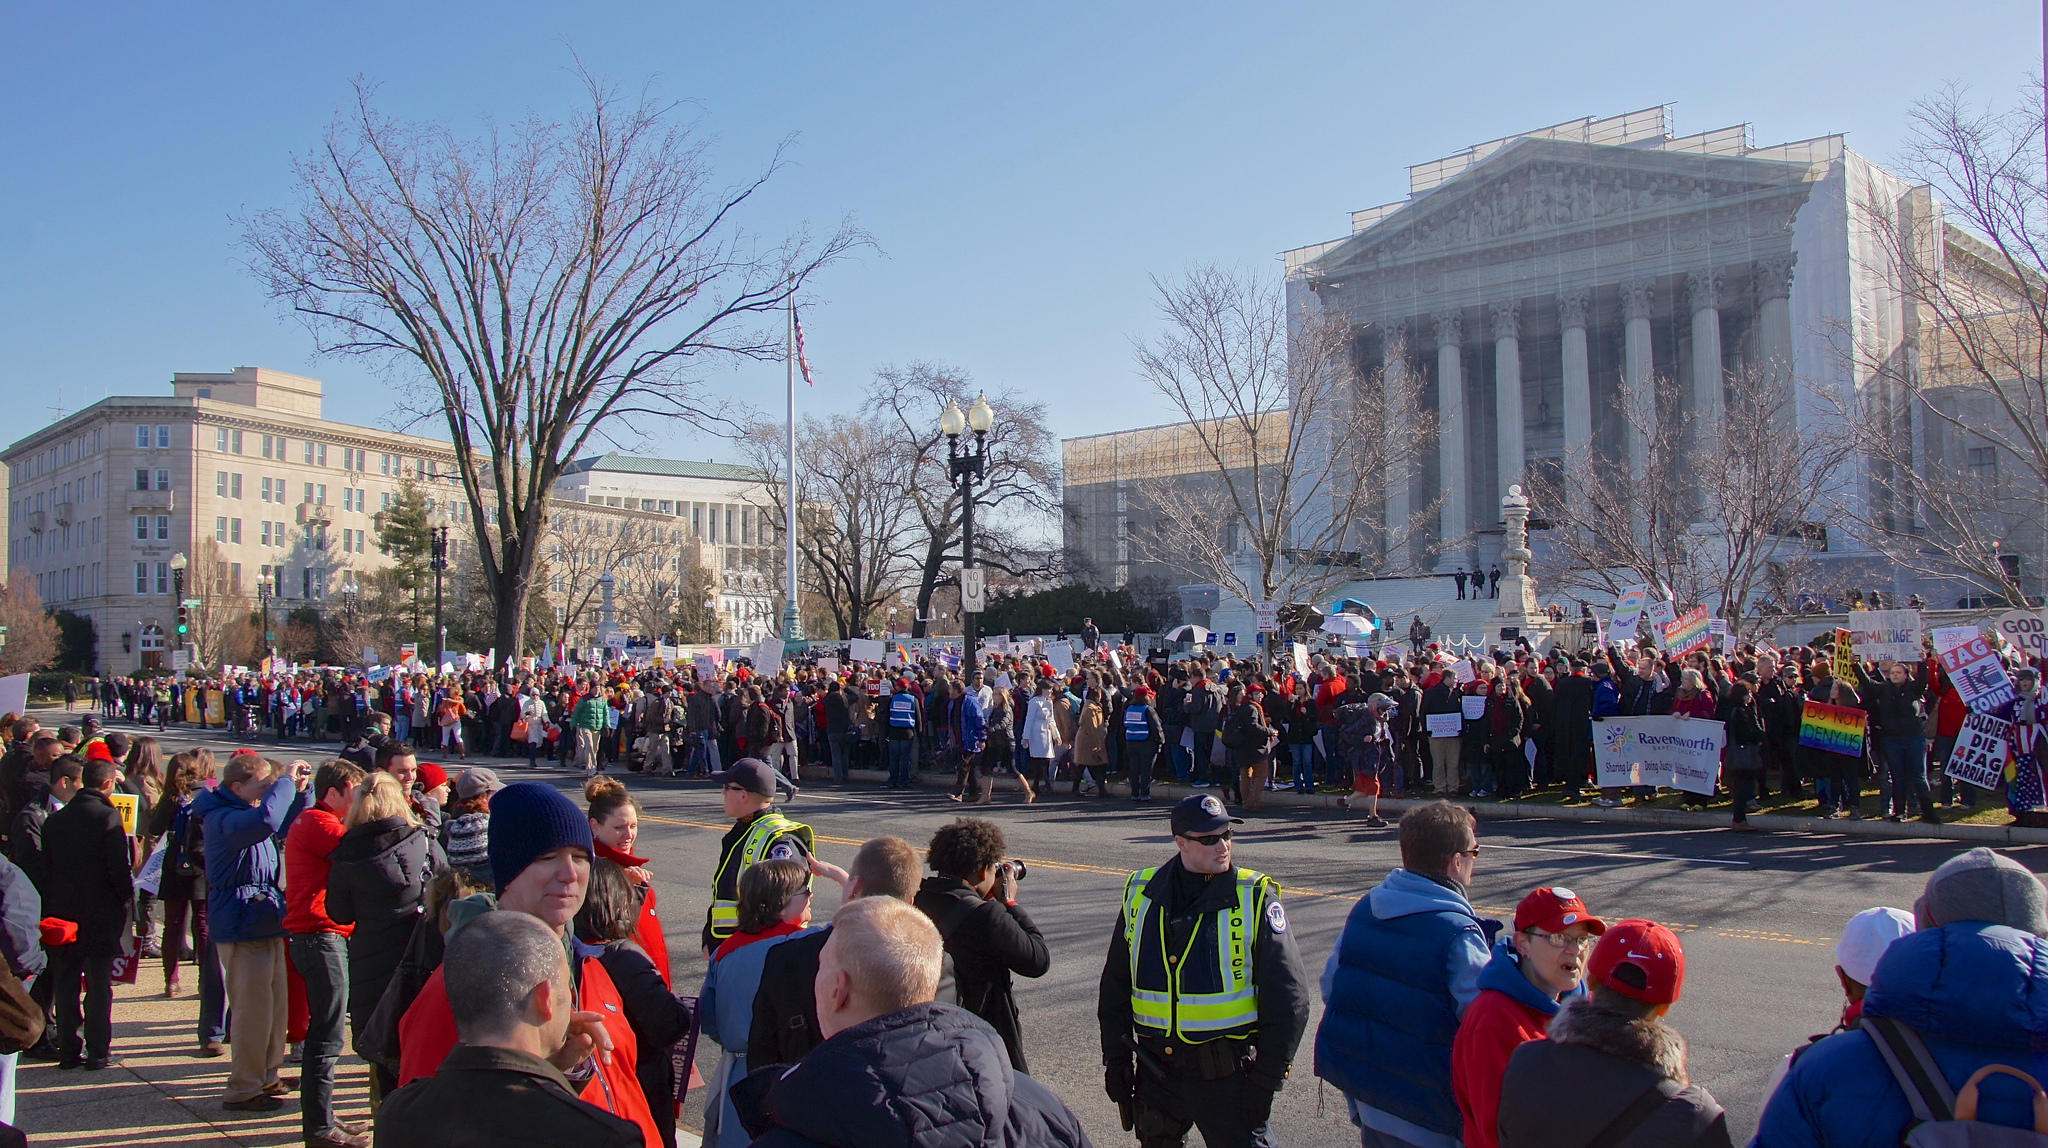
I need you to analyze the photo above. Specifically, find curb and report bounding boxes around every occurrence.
[809,764,2048,845]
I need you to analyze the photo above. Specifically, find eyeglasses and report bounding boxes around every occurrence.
[1455,845,1482,858]
[1523,930,1596,953]
[1180,830,1234,847]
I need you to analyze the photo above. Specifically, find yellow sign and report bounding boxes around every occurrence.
[203,689,225,727]
[108,792,138,836]
[1833,628,1856,682]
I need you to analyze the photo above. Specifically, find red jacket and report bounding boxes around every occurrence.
[594,841,672,985]
[1452,986,1554,1148]
[282,806,352,937]
[398,943,660,1148]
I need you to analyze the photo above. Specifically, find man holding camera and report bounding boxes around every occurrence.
[915,819,1050,1072]
[1098,794,1310,1148]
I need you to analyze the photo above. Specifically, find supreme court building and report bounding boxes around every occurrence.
[1284,105,1975,593]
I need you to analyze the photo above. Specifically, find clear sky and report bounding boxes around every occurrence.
[1,1,2037,461]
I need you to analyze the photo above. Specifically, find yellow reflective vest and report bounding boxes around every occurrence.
[1122,865,1273,1043]
[708,810,814,940]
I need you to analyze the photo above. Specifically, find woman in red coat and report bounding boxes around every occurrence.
[586,776,671,984]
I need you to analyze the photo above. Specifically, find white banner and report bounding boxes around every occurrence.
[753,638,785,678]
[1947,711,2013,790]
[1850,609,1924,663]
[1046,644,1076,674]
[1593,715,1726,795]
[1425,712,1462,738]
[848,638,885,664]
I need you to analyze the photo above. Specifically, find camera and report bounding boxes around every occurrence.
[999,859,1028,882]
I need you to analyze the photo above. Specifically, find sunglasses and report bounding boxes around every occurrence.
[1455,845,1482,858]
[1180,830,1235,846]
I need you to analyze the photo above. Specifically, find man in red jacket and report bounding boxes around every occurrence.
[284,759,367,1148]
[1452,886,1605,1148]
[395,782,660,1148]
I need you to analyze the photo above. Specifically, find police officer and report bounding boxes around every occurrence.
[702,757,814,955]
[1099,794,1310,1147]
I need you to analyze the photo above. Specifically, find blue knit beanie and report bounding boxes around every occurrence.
[487,782,594,891]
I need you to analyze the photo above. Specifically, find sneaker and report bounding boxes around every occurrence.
[1365,815,1388,828]
[83,1056,117,1071]
[1829,808,1854,820]
[1594,797,1620,808]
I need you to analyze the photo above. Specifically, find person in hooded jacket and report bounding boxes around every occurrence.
[735,896,1088,1148]
[326,771,446,1083]
[1497,919,1729,1148]
[1753,847,2048,1147]
[1451,887,1602,1148]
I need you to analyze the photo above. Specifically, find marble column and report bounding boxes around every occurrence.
[1754,253,1796,394]
[1622,280,1656,479]
[1688,269,1726,439]
[1559,289,1592,464]
[1382,327,1414,569]
[1492,299,1524,498]
[1435,310,1466,569]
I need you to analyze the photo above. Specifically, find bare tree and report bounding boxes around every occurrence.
[184,542,257,669]
[864,363,1061,638]
[1835,84,2048,604]
[1528,364,1852,632]
[244,72,860,661]
[0,581,60,676]
[743,416,917,639]
[541,508,671,648]
[1131,265,1436,612]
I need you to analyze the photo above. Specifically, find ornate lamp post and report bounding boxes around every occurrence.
[429,506,451,666]
[169,551,189,665]
[942,393,995,658]
[257,580,272,660]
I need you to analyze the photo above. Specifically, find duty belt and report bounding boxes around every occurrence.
[1134,1033,1252,1080]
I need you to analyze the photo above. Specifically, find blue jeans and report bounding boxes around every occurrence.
[1882,735,1932,817]
[1166,731,1190,781]
[288,933,347,1137]
[887,739,914,787]
[829,733,854,783]
[1290,743,1315,791]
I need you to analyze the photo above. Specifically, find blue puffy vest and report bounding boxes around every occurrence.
[1315,894,1494,1137]
[888,693,917,728]
[1123,705,1152,741]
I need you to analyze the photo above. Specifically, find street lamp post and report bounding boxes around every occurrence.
[941,393,995,661]
[169,551,189,667]
[257,581,271,662]
[429,508,450,667]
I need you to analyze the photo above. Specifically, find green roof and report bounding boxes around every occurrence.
[561,453,766,482]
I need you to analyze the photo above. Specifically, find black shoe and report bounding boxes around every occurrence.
[23,1037,58,1062]
[56,1056,82,1070]
[222,1095,284,1113]
[84,1056,115,1071]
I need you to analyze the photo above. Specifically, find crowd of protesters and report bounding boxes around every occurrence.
[0,625,2036,1145]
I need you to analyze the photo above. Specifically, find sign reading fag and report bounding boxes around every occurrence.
[1947,712,2014,791]
[1832,629,1856,683]
[1935,627,2017,713]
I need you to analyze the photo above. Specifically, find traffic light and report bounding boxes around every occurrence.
[176,604,190,637]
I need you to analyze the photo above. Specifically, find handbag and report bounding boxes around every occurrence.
[509,718,530,742]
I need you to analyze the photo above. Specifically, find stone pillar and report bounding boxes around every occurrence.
[1383,327,1414,570]
[1491,300,1524,497]
[1688,269,1726,439]
[1621,280,1656,479]
[1559,289,1593,465]
[1754,253,1797,394]
[1434,310,1466,570]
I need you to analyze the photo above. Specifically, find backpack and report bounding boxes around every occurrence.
[169,799,205,884]
[1864,1014,2048,1146]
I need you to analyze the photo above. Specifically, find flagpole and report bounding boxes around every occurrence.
[782,290,805,644]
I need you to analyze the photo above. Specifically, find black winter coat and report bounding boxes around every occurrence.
[741,1002,1091,1148]
[915,876,1051,1073]
[593,938,692,1148]
[1498,996,1731,1148]
[41,789,133,956]
[377,1044,642,1148]
[747,926,829,1069]
[327,815,444,1029]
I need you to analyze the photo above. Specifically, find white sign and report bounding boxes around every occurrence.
[753,638,785,678]
[848,638,885,664]
[1643,600,1678,646]
[1609,585,1651,642]
[171,650,192,672]
[1254,600,1279,634]
[1425,712,1463,738]
[959,568,987,614]
[1850,609,1925,663]
[1451,659,1477,685]
[1947,712,2013,790]
[1998,611,2048,659]
[1936,627,2017,713]
[1460,694,1487,719]
[0,674,26,720]
[1290,643,1310,677]
[1046,644,1076,674]
[1593,715,1727,795]
[362,646,379,666]
[694,655,719,683]
[816,656,841,677]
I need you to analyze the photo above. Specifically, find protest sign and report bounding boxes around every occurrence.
[1046,644,1076,674]
[0,674,27,722]
[1451,659,1477,685]
[693,655,718,684]
[1799,700,1867,757]
[1461,695,1486,719]
[1946,712,2014,790]
[1290,643,1310,677]
[848,638,885,664]
[753,639,785,678]
[1850,609,1924,663]
[108,792,138,836]
[1936,627,2017,713]
[1832,629,1856,682]
[1662,606,1712,658]
[1609,585,1650,642]
[1425,713,1462,738]
[1592,716,1726,794]
[1997,611,2048,659]
[1644,600,1678,646]
[816,656,840,677]
[1707,618,1731,654]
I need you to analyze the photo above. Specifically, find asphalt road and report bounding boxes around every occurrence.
[71,716,2045,1147]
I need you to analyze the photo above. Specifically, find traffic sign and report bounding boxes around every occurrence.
[1254,601,1279,633]
[959,568,987,614]
[1221,632,1238,646]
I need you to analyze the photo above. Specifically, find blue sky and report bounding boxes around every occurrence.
[1,1,2037,461]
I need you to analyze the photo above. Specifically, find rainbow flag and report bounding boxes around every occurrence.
[1799,700,1867,757]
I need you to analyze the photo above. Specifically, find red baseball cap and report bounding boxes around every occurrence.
[1513,886,1606,936]
[1586,919,1686,1005]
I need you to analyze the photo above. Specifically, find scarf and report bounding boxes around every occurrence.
[712,918,807,962]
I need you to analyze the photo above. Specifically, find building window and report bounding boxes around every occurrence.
[134,562,147,594]
[134,515,148,541]
[217,471,228,497]
[381,491,392,510]
[261,521,272,546]
[154,562,169,595]
[229,563,242,591]
[157,425,170,448]
[1969,445,1998,476]
[135,426,151,449]
[134,469,149,491]
[354,528,365,552]
[154,469,169,491]
[232,430,243,454]
[261,477,273,503]
[215,427,228,452]
[232,473,242,499]
[216,516,228,543]
[231,518,242,543]
[156,515,169,540]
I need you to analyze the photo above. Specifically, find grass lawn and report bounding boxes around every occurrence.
[1480,783,2013,826]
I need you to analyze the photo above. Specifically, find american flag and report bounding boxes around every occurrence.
[793,305,817,388]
